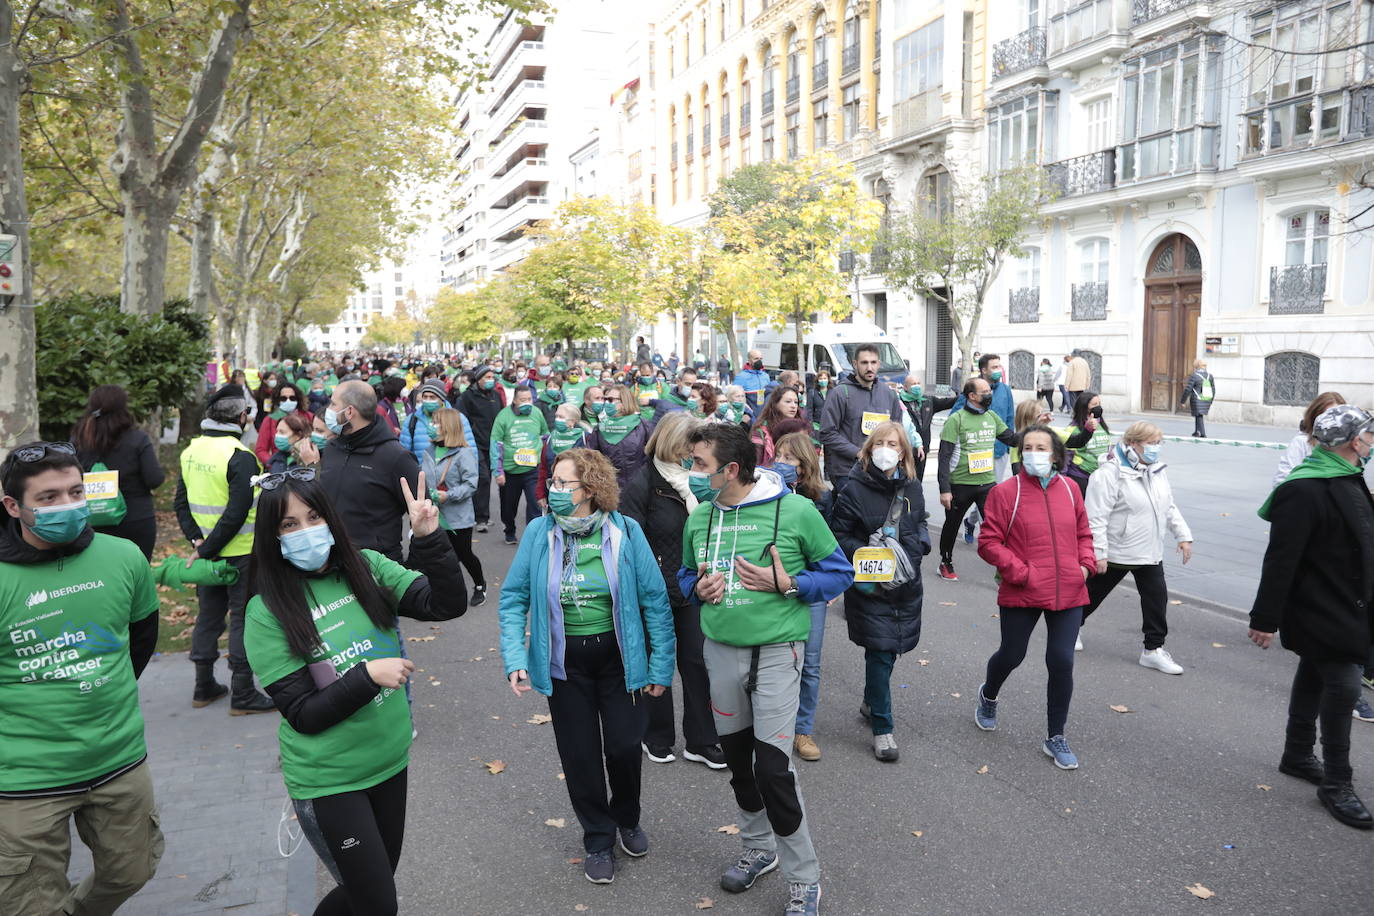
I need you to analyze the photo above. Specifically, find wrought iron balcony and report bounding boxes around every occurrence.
[1045,150,1116,197]
[720,113,730,138]
[740,102,751,128]
[869,244,890,273]
[839,250,856,273]
[842,44,860,75]
[1269,264,1327,315]
[1130,0,1194,25]
[762,89,775,115]
[1071,281,1108,320]
[786,76,800,103]
[993,27,1047,79]
[686,135,695,158]
[703,124,711,146]
[1009,287,1041,323]
[813,60,829,87]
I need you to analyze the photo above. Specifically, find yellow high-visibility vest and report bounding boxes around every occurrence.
[179,435,261,558]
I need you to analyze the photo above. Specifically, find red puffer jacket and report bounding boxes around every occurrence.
[977,471,1096,610]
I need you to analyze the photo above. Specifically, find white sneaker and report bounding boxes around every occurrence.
[1139,647,1183,675]
[1074,634,1083,652]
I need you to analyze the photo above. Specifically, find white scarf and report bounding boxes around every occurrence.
[654,457,698,512]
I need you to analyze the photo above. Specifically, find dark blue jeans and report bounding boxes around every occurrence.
[863,649,897,735]
[983,606,1083,739]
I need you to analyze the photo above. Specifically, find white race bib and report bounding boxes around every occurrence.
[83,470,120,502]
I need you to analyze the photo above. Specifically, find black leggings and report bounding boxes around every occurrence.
[939,482,993,562]
[983,606,1083,739]
[1084,562,1169,650]
[446,528,486,588]
[295,768,408,916]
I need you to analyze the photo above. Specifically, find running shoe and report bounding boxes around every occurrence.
[470,585,487,607]
[1043,735,1079,770]
[642,742,675,764]
[476,523,488,533]
[785,882,822,914]
[683,745,728,770]
[974,685,998,731]
[938,561,958,581]
[1354,697,1374,723]
[1363,675,1374,691]
[1074,634,1083,652]
[618,825,648,857]
[963,522,976,544]
[1139,647,1183,675]
[873,733,899,762]
[584,849,615,884]
[719,848,779,893]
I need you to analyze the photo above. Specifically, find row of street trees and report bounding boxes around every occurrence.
[418,153,1045,380]
[0,0,541,449]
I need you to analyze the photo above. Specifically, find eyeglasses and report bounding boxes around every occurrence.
[254,467,316,490]
[550,478,582,490]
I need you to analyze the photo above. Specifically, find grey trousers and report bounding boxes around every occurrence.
[703,638,820,885]
[190,554,252,674]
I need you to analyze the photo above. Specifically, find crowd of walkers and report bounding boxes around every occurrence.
[1,344,1371,916]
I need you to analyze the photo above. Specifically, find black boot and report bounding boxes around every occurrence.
[1278,753,1325,785]
[1317,782,1374,830]
[229,672,276,716]
[191,662,228,708]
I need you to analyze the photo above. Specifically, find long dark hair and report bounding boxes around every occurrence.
[249,476,397,660]
[753,384,800,433]
[267,383,303,414]
[1018,424,1069,471]
[71,385,136,459]
[1071,389,1109,434]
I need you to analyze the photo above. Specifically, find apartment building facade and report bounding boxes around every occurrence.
[306,261,418,353]
[974,0,1374,423]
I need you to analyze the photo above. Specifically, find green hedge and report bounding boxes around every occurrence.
[36,295,211,440]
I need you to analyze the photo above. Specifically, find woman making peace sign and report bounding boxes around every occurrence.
[244,467,467,916]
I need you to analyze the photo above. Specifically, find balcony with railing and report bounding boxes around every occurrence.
[1071,281,1109,320]
[891,88,945,141]
[740,102,751,132]
[1243,87,1374,163]
[488,80,549,138]
[686,134,695,159]
[993,27,1047,80]
[842,44,860,75]
[1045,149,1116,197]
[489,195,553,242]
[762,89,775,115]
[488,39,546,95]
[703,124,712,147]
[1048,0,1127,69]
[671,141,679,163]
[1269,264,1327,315]
[813,60,829,88]
[839,250,856,273]
[1009,287,1041,323]
[720,113,731,141]
[869,243,890,273]
[487,115,549,165]
[1130,0,1199,25]
[786,76,800,103]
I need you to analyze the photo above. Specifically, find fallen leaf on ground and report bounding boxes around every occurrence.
[490,715,500,720]
[1169,599,1183,605]
[716,823,740,835]
[696,898,715,910]
[430,680,442,686]
[567,857,583,864]
[950,692,962,698]
[918,659,930,666]
[1109,704,1132,714]
[990,613,999,619]
[575,906,589,912]
[407,635,436,642]
[557,772,566,780]
[976,764,989,775]
[1219,512,1231,517]
[233,743,244,749]
[1212,642,1226,648]
[1185,883,1216,899]
[939,601,957,606]
[1256,784,1271,791]
[484,760,506,775]
[911,830,924,837]
[527,713,553,725]
[544,818,566,828]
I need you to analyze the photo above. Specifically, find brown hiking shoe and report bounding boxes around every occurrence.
[794,733,821,761]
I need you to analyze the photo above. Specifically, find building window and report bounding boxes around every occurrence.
[812,96,829,147]
[1287,208,1331,265]
[1008,350,1036,390]
[1119,37,1222,181]
[687,113,695,157]
[1083,97,1112,153]
[394,286,403,296]
[1271,209,1331,314]
[720,0,726,41]
[813,16,829,87]
[1264,351,1321,405]
[843,0,861,74]
[1079,237,1109,284]
[668,40,675,77]
[786,111,800,159]
[703,103,712,146]
[762,122,775,160]
[1016,246,1042,289]
[894,18,943,101]
[918,167,952,220]
[787,32,801,102]
[1245,2,1367,154]
[988,91,1057,171]
[1073,238,1109,320]
[740,79,751,129]
[842,83,861,138]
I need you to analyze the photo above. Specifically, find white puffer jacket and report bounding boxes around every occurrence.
[1085,445,1192,565]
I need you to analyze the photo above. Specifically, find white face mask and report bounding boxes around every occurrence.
[871,446,900,472]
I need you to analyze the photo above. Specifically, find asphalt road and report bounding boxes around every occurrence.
[386,474,1374,916]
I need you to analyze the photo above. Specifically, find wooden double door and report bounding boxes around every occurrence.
[1142,234,1202,413]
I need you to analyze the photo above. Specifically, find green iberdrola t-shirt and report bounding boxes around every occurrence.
[681,493,840,647]
[0,533,158,791]
[490,407,549,474]
[244,550,420,800]
[940,409,1008,486]
[560,538,613,636]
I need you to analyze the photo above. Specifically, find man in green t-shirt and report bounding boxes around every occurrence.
[0,442,163,915]
[936,377,1018,582]
[677,424,853,915]
[489,387,549,545]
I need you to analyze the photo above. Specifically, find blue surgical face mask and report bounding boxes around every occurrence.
[554,418,571,433]
[273,434,291,452]
[24,499,90,544]
[1141,443,1162,465]
[310,432,328,447]
[688,468,724,503]
[546,487,583,517]
[421,399,440,414]
[514,403,532,416]
[1022,452,1054,479]
[278,399,297,414]
[324,406,347,435]
[280,523,335,572]
[771,461,798,489]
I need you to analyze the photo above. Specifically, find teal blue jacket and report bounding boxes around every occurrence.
[499,512,676,696]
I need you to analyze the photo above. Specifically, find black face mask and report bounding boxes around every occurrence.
[751,360,764,371]
[1090,405,1104,419]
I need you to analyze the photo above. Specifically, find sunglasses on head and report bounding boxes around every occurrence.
[10,441,77,463]
[254,467,316,490]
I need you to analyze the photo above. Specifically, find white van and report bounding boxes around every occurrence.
[751,323,911,387]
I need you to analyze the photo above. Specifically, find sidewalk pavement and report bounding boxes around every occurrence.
[66,653,314,916]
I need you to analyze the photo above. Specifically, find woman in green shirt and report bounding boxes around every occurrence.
[1064,390,1112,494]
[243,467,467,916]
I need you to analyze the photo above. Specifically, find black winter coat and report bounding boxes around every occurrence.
[1180,369,1215,416]
[1251,474,1374,663]
[459,384,504,451]
[620,462,689,606]
[831,462,931,654]
[319,417,420,562]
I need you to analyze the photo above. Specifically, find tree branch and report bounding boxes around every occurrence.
[160,0,253,187]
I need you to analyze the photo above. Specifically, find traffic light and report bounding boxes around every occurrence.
[0,234,20,298]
